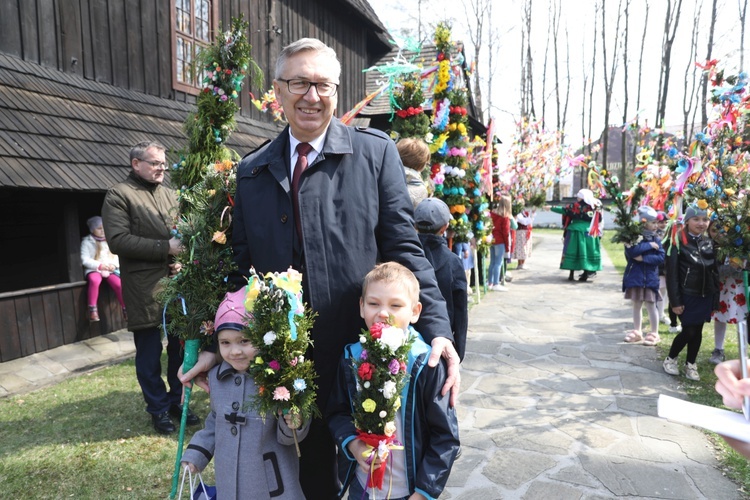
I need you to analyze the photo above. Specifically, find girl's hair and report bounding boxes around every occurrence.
[362,262,420,305]
[494,195,512,217]
[396,138,431,171]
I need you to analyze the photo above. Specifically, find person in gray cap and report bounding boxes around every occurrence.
[414,198,468,361]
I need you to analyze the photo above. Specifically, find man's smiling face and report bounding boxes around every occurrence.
[273,50,339,142]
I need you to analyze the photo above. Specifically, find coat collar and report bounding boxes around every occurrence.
[216,360,242,380]
[254,118,354,175]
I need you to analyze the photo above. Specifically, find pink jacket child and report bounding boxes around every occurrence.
[80,216,126,322]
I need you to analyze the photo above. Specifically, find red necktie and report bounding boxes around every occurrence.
[292,142,313,240]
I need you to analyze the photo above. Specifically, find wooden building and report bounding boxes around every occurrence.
[0,0,391,362]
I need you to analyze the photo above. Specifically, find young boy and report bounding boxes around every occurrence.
[414,197,469,361]
[181,288,309,499]
[326,262,460,500]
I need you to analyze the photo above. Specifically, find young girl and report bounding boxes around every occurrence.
[514,207,536,270]
[489,195,512,291]
[663,205,719,381]
[181,288,309,498]
[708,221,747,364]
[622,207,665,345]
[80,216,126,322]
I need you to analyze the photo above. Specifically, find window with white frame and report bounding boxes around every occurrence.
[172,0,216,93]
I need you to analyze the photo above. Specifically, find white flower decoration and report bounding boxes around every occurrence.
[382,380,397,399]
[263,331,277,345]
[378,326,406,353]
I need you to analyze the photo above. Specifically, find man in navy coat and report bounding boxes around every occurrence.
[182,37,460,499]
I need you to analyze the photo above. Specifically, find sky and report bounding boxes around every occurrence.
[367,0,747,152]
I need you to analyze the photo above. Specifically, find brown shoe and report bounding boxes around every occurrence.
[89,306,100,322]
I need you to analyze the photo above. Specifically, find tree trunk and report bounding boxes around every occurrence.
[682,1,703,142]
[621,0,631,184]
[601,0,624,172]
[701,0,718,129]
[631,2,649,174]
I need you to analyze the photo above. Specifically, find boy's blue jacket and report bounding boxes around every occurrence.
[325,327,460,500]
[622,234,665,294]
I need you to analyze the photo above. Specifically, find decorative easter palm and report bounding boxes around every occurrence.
[242,268,319,456]
[160,16,262,499]
[350,320,414,491]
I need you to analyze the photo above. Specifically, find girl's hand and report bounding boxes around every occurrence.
[280,410,302,430]
[672,305,684,315]
[650,242,659,250]
[633,255,644,261]
[181,461,198,474]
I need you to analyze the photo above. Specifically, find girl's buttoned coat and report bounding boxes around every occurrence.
[622,235,665,294]
[181,362,309,499]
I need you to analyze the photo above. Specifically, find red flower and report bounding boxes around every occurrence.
[358,362,374,381]
[735,294,747,307]
[370,322,386,339]
[719,301,729,314]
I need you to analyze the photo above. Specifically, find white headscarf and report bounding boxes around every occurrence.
[576,189,601,208]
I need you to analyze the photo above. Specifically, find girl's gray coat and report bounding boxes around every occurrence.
[181,361,309,499]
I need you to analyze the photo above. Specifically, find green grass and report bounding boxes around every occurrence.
[2,231,747,497]
[0,359,214,499]
[600,231,750,495]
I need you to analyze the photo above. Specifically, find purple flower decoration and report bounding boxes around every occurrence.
[360,349,368,360]
[269,360,280,371]
[388,359,400,375]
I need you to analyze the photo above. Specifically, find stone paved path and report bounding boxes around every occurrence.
[0,232,744,499]
[443,232,742,499]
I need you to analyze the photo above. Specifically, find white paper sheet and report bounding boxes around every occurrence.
[657,394,750,442]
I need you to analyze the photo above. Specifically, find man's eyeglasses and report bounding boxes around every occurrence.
[139,159,167,169]
[278,78,338,97]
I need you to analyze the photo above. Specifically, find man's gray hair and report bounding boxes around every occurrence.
[274,38,341,81]
[129,141,167,162]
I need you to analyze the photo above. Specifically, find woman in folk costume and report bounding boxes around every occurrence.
[547,189,603,281]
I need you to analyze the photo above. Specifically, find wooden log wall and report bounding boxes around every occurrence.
[0,283,126,362]
[0,0,379,124]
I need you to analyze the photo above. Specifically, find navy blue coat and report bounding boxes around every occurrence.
[622,234,665,294]
[326,330,460,500]
[232,118,452,411]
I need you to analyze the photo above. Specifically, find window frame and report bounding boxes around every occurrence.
[170,0,219,95]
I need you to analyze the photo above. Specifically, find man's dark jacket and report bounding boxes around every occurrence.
[418,232,468,360]
[232,118,452,410]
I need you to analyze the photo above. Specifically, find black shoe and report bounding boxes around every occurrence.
[568,270,575,281]
[170,404,200,426]
[152,412,175,434]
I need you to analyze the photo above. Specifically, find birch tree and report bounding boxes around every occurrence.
[654,0,684,134]
[682,0,703,142]
[701,0,718,129]
[601,0,624,170]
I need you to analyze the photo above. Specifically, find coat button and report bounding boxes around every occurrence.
[281,214,288,223]
[252,167,259,175]
[232,402,239,410]
[231,426,238,436]
[235,376,242,385]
